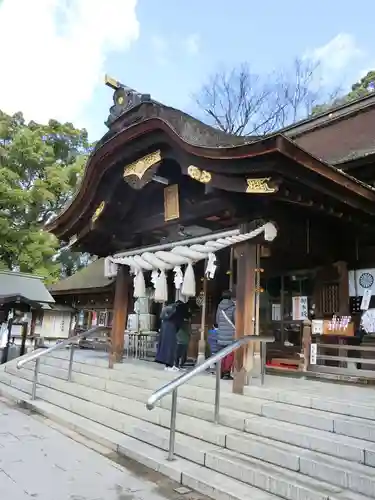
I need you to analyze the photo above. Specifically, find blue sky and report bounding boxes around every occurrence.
[0,0,374,140]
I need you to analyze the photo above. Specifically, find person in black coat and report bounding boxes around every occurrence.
[155,301,190,371]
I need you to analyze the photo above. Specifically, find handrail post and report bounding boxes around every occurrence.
[214,361,221,424]
[67,344,75,381]
[168,389,178,461]
[31,358,40,400]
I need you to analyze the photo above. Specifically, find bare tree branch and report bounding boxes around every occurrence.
[194,58,342,136]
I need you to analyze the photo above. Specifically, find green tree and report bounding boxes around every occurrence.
[312,70,375,115]
[347,70,375,100]
[56,249,92,278]
[0,111,91,282]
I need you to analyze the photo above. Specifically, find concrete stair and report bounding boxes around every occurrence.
[1,351,375,500]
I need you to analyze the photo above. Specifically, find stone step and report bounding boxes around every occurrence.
[0,381,275,500]
[9,363,375,464]
[24,360,375,443]
[2,367,375,498]
[0,364,360,459]
[20,362,261,431]
[0,369,236,450]
[43,353,375,421]
[227,433,375,496]
[205,449,343,500]
[245,416,375,466]
[0,372,372,500]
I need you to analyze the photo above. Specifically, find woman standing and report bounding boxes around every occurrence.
[216,290,236,379]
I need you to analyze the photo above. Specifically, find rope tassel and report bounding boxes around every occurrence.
[181,262,196,297]
[154,269,168,303]
[173,265,184,290]
[133,270,146,298]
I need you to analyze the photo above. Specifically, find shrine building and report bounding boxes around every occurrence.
[47,79,375,388]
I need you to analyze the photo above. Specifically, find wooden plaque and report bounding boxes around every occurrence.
[164,184,180,221]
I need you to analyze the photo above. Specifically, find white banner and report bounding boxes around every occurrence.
[361,289,372,310]
[292,296,308,320]
[349,269,375,297]
[310,343,317,365]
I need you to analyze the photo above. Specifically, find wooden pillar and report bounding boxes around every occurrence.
[336,261,349,315]
[302,319,312,373]
[110,265,130,364]
[233,243,256,394]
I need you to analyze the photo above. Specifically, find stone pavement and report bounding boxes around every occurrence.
[0,398,207,500]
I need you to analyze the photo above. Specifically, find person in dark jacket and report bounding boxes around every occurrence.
[156,301,190,371]
[155,303,179,371]
[216,290,236,348]
[215,290,236,379]
[175,319,191,368]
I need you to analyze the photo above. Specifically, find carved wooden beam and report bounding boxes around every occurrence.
[113,196,235,239]
[185,165,281,194]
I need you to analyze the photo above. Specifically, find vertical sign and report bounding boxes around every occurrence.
[272,303,281,321]
[78,311,84,327]
[164,184,180,221]
[91,311,98,327]
[312,319,324,335]
[310,343,317,365]
[361,289,372,310]
[292,296,308,320]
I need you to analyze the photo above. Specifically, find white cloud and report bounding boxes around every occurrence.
[184,33,200,56]
[0,0,139,126]
[305,33,364,87]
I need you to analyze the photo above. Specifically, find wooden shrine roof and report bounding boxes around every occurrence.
[45,84,375,250]
[49,258,114,295]
[284,93,375,165]
[0,271,55,304]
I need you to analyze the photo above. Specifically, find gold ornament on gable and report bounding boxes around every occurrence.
[246,177,278,194]
[123,150,162,180]
[91,201,105,224]
[188,165,212,184]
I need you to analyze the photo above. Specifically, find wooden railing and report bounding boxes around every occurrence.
[309,336,375,380]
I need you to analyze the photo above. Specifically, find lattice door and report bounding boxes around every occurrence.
[321,283,339,315]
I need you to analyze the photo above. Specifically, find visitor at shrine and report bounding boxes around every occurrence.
[216,290,236,379]
[155,300,189,371]
[175,318,191,368]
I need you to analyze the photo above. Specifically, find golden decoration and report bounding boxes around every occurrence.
[246,177,277,194]
[91,201,105,223]
[164,184,180,222]
[188,165,212,184]
[104,74,121,90]
[123,150,162,180]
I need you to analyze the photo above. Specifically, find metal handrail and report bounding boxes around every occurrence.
[146,334,274,460]
[16,325,110,400]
